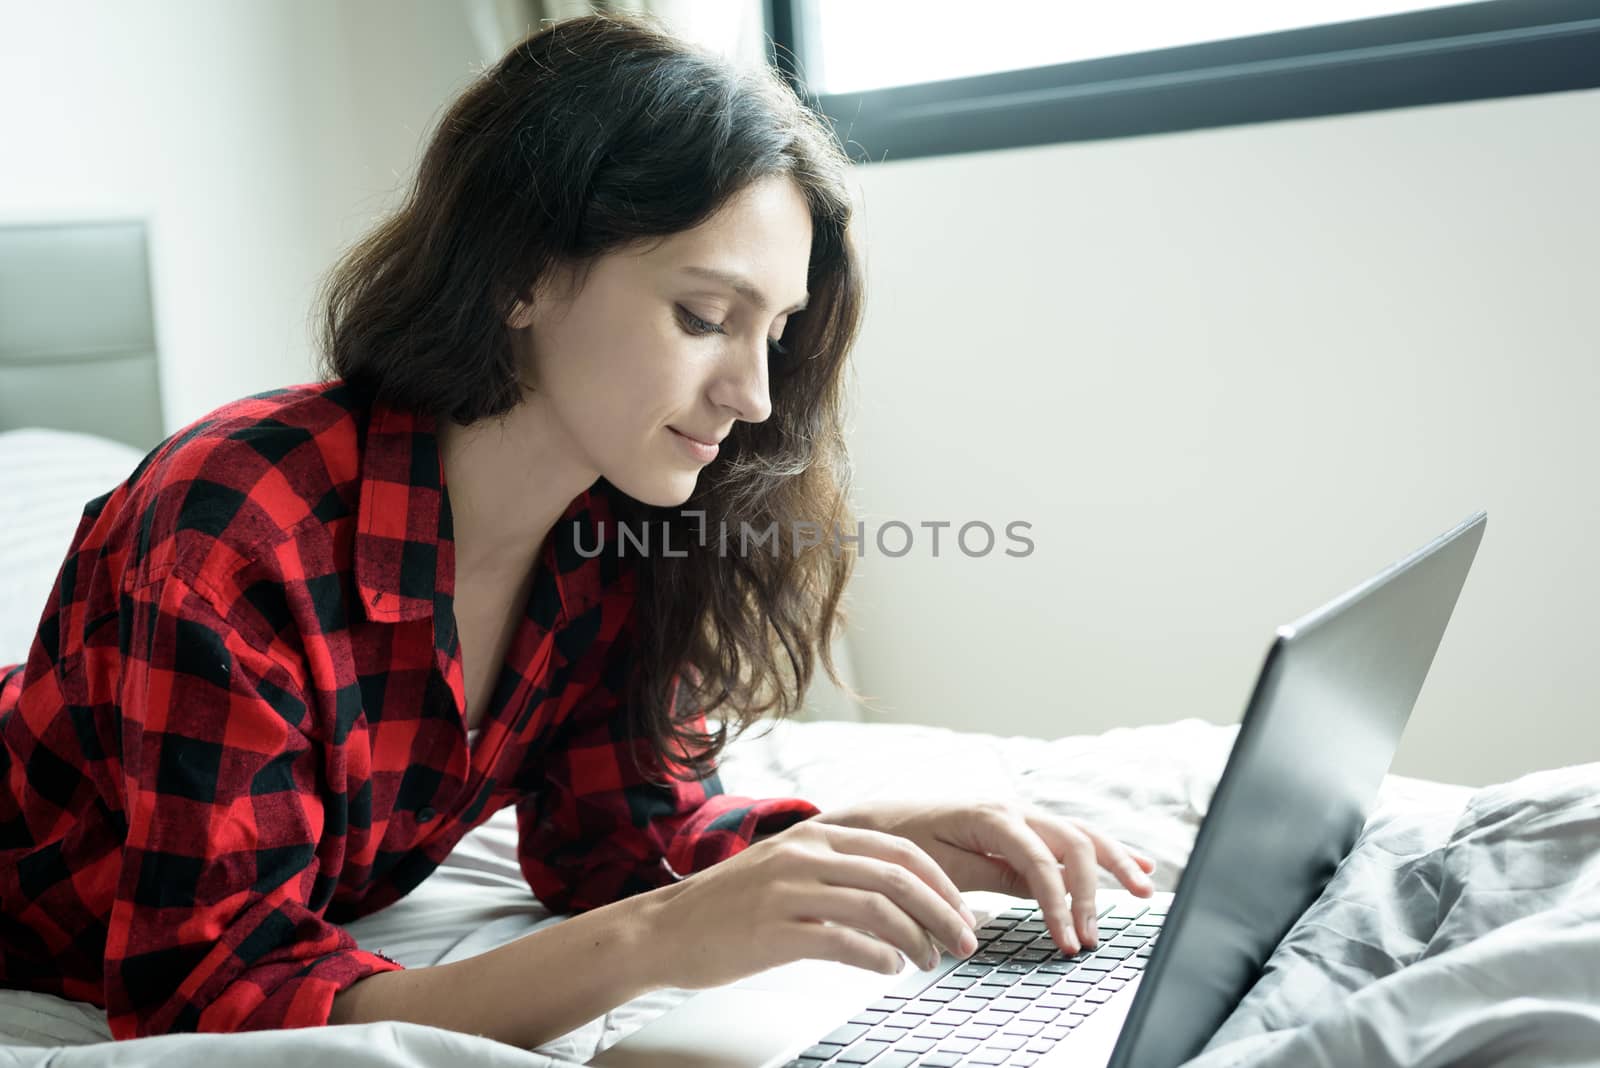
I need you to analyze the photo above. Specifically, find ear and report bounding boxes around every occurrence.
[504,261,576,330]
[505,291,538,330]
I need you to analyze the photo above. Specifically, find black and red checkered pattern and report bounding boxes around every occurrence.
[0,379,818,1038]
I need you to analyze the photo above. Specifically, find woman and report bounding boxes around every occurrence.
[0,12,1155,1051]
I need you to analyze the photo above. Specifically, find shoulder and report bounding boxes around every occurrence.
[91,381,370,591]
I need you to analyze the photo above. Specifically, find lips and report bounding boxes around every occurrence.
[671,428,725,447]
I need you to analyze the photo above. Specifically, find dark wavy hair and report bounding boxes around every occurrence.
[315,11,865,783]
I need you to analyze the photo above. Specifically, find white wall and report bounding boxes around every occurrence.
[6,3,1595,785]
[0,0,485,431]
[839,88,1600,786]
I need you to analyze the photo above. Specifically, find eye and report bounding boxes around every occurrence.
[676,305,724,337]
[677,305,790,359]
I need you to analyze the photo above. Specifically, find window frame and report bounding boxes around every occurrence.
[763,0,1600,162]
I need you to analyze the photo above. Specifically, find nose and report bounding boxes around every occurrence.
[710,335,773,425]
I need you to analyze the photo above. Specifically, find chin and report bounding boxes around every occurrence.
[612,472,699,510]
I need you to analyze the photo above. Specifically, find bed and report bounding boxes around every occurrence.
[5,224,1597,1068]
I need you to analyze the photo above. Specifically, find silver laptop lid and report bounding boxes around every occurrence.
[1108,512,1487,1068]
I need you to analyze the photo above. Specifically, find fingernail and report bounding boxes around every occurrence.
[959,931,978,956]
[961,905,977,927]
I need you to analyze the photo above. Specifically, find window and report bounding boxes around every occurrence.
[765,0,1600,161]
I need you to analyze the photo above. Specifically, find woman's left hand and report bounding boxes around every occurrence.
[811,799,1157,955]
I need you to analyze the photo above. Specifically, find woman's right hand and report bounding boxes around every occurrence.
[643,818,982,991]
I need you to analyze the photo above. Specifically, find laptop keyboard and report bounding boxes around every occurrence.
[780,900,1166,1068]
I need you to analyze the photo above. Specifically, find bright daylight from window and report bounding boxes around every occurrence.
[806,0,1482,93]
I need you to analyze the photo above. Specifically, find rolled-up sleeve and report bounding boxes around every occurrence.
[104,568,402,1038]
[517,609,818,914]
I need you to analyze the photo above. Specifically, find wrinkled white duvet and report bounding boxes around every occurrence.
[2,717,1586,1068]
[1188,761,1600,1068]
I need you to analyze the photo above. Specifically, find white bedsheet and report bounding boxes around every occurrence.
[0,716,1492,1067]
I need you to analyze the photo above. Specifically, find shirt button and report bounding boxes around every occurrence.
[417,806,437,823]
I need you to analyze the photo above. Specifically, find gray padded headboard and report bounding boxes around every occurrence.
[0,220,165,450]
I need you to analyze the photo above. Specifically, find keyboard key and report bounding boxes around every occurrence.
[849,1010,891,1026]
[798,1046,838,1060]
[935,975,977,990]
[1126,958,1147,970]
[950,997,988,1013]
[964,1051,1008,1066]
[821,1024,869,1046]
[986,1035,1026,1051]
[1129,924,1162,937]
[1002,1020,1045,1037]
[939,1038,980,1054]
[1036,995,1075,1010]
[1106,903,1148,920]
[1015,973,1055,988]
[867,1024,913,1042]
[869,999,907,1013]
[1102,979,1126,991]
[1094,946,1136,960]
[1083,990,1113,1004]
[899,1001,939,1016]
[780,1059,828,1068]
[834,1040,891,1063]
[891,1036,936,1053]
[1110,935,1145,949]
[914,1055,962,1068]
[870,1055,917,1068]
[1055,980,1093,996]
[955,964,992,978]
[919,988,958,1003]
[913,1023,955,1040]
[955,1024,999,1040]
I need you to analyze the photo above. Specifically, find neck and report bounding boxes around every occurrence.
[437,399,598,577]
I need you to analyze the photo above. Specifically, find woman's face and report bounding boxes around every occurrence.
[510,173,814,508]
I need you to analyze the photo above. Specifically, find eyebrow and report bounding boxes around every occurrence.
[680,265,809,315]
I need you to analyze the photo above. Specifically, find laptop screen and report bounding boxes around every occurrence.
[1107,513,1485,1068]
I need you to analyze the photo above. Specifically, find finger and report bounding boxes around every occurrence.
[1057,819,1157,897]
[786,920,906,976]
[795,884,944,971]
[967,808,1084,955]
[1055,827,1102,948]
[820,825,976,948]
[818,851,976,960]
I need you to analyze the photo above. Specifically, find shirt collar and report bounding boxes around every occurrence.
[354,398,449,624]
[352,394,624,628]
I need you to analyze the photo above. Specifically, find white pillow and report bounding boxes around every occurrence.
[0,428,148,666]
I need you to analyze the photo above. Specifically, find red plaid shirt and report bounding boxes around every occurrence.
[0,379,818,1038]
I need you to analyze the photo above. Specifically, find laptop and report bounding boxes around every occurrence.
[592,512,1487,1068]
